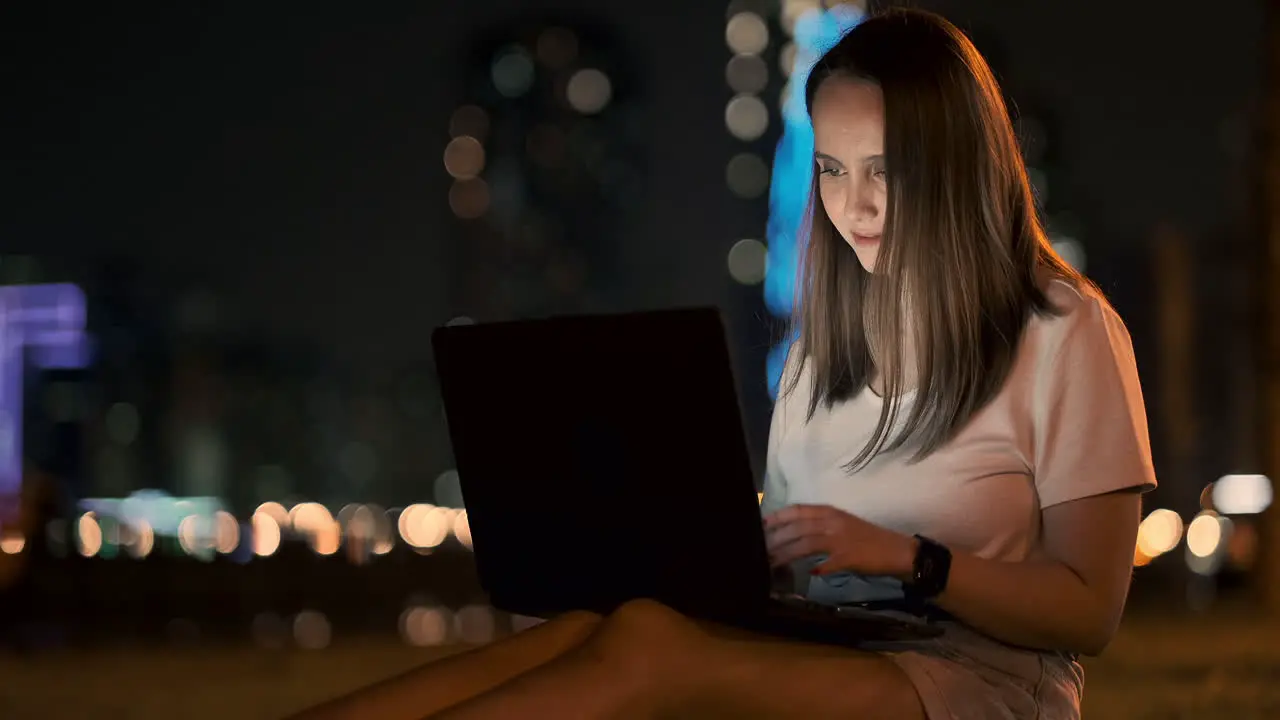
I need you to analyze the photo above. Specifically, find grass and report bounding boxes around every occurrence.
[1,611,1277,719]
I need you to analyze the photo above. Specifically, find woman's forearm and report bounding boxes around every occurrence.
[893,537,1119,656]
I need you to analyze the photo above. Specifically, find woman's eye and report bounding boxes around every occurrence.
[818,166,845,178]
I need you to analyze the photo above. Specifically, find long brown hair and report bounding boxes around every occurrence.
[784,8,1090,471]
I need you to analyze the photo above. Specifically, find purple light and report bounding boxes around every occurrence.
[0,283,90,506]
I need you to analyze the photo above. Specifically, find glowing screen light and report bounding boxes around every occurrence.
[0,283,91,507]
[764,5,864,398]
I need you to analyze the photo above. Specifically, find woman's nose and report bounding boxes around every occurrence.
[845,180,878,222]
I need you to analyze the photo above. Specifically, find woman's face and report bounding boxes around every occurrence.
[811,77,887,273]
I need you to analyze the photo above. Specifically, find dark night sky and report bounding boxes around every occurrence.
[1,1,1269,493]
[2,1,1265,340]
[2,1,745,367]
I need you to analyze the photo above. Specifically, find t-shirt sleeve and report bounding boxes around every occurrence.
[1032,295,1158,508]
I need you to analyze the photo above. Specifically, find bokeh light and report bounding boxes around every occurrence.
[444,136,486,180]
[727,239,768,285]
[779,42,797,75]
[454,604,497,644]
[0,531,25,554]
[399,504,450,549]
[251,511,282,557]
[400,605,451,647]
[726,54,769,94]
[726,152,771,198]
[1187,512,1226,559]
[566,69,612,114]
[726,12,769,55]
[77,512,102,558]
[214,510,240,554]
[452,509,473,550]
[725,95,769,141]
[1210,474,1273,515]
[126,518,155,559]
[1136,508,1183,560]
[492,48,535,98]
[255,501,290,529]
[293,610,331,650]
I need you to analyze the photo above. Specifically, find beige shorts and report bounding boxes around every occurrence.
[879,621,1084,720]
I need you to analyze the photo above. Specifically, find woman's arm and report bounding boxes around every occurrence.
[903,489,1142,656]
[767,487,1143,657]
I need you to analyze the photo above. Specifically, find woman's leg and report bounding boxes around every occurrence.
[430,599,926,720]
[290,611,603,720]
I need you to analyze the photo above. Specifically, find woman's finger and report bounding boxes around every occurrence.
[764,517,825,549]
[768,535,826,566]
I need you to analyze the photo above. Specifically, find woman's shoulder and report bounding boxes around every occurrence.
[1032,276,1128,345]
[1020,276,1135,385]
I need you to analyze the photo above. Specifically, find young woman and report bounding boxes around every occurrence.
[297,9,1155,719]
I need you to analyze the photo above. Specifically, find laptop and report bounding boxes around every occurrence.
[431,307,942,646]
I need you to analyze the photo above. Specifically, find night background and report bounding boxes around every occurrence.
[2,0,1279,717]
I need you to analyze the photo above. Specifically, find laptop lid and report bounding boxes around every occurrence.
[431,308,773,618]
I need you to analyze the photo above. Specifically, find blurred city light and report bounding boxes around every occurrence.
[1136,508,1184,564]
[293,610,332,650]
[725,12,769,55]
[0,531,24,554]
[444,136,486,180]
[1187,511,1226,559]
[491,47,535,98]
[726,54,769,94]
[0,283,91,501]
[725,95,769,141]
[401,605,451,647]
[1210,474,1273,515]
[566,69,612,114]
[727,239,768,285]
[251,511,281,557]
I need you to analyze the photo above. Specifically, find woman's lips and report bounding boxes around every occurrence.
[852,233,881,246]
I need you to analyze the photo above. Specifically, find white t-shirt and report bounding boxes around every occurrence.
[762,279,1158,604]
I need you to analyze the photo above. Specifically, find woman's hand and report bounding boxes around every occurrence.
[763,504,916,580]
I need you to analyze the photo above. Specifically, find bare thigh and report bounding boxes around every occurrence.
[291,611,603,720]
[595,600,927,720]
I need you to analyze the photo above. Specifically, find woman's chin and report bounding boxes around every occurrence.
[844,237,880,273]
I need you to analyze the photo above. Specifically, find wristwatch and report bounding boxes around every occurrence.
[906,534,952,600]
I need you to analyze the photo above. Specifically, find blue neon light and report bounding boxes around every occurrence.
[764,6,864,398]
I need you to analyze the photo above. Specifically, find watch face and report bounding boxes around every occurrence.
[916,554,933,584]
[911,536,950,598]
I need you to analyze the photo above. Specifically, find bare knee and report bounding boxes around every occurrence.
[602,600,697,645]
[585,600,701,677]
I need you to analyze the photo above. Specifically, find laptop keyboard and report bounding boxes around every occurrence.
[770,592,843,615]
